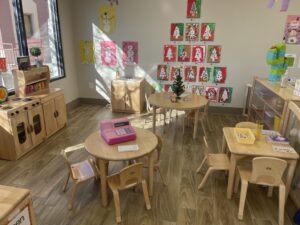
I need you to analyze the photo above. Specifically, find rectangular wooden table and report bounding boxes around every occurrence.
[222,127,299,199]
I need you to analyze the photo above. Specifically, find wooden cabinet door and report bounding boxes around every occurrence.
[54,94,67,129]
[126,81,140,112]
[42,99,58,137]
[111,81,126,111]
[27,105,46,146]
[10,111,32,157]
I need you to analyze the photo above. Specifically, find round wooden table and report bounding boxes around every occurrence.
[84,127,158,206]
[148,92,208,139]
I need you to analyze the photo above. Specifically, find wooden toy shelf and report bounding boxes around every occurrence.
[248,78,300,133]
[13,66,50,97]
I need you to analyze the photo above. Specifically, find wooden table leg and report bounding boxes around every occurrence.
[221,134,227,153]
[148,152,154,196]
[98,159,109,206]
[227,154,237,199]
[285,159,297,200]
[152,106,157,134]
[193,109,199,139]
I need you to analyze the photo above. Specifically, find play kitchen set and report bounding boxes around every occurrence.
[0,66,67,160]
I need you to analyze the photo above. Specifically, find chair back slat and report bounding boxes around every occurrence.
[251,157,287,186]
[119,163,144,189]
[235,122,257,129]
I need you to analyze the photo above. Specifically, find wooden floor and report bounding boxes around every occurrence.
[0,103,297,225]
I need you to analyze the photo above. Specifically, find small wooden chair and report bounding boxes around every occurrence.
[235,157,287,225]
[235,121,257,129]
[107,163,151,223]
[61,144,99,210]
[138,134,167,185]
[145,93,167,125]
[196,137,230,189]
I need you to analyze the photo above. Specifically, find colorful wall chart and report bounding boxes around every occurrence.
[80,40,94,64]
[207,45,221,63]
[122,41,138,65]
[284,15,300,45]
[218,87,233,103]
[99,5,116,34]
[184,66,197,82]
[170,23,184,41]
[187,0,201,18]
[185,23,199,41]
[164,45,177,62]
[178,45,191,62]
[213,67,227,84]
[200,23,215,41]
[191,45,205,63]
[157,65,169,81]
[100,41,116,66]
[199,67,211,82]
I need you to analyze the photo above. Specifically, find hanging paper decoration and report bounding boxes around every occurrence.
[200,23,215,41]
[185,23,199,41]
[195,86,206,96]
[191,45,205,63]
[100,41,117,66]
[122,41,138,65]
[164,84,172,92]
[284,15,300,45]
[157,65,169,81]
[79,40,94,64]
[268,0,291,12]
[178,45,191,62]
[164,45,177,62]
[218,87,233,103]
[213,67,227,84]
[207,45,221,63]
[170,66,183,81]
[184,66,197,82]
[199,67,211,82]
[0,58,7,72]
[99,5,116,34]
[170,23,184,41]
[187,0,201,19]
[205,87,218,102]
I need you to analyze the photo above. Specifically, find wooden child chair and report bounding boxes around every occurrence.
[196,137,230,189]
[138,134,167,185]
[61,144,99,210]
[107,163,151,223]
[145,93,167,125]
[235,157,287,225]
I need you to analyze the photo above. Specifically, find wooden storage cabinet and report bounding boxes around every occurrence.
[13,66,50,97]
[111,78,145,113]
[40,89,67,137]
[249,78,300,132]
[0,185,36,225]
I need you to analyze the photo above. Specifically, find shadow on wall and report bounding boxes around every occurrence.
[92,23,161,103]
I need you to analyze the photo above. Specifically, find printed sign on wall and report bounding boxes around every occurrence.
[284,15,300,45]
[122,41,138,65]
[207,45,221,63]
[157,65,169,81]
[205,87,218,102]
[192,45,205,63]
[184,66,197,82]
[187,0,201,18]
[199,67,211,82]
[200,23,215,41]
[164,45,177,62]
[218,87,233,103]
[185,23,199,41]
[178,45,191,62]
[170,23,184,41]
[170,65,183,81]
[213,67,227,84]
[80,40,94,64]
[100,41,116,66]
[99,5,116,34]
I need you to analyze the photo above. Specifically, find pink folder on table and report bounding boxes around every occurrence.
[100,117,136,145]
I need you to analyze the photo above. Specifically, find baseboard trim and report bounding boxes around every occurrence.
[79,98,109,105]
[66,98,81,112]
[209,106,243,114]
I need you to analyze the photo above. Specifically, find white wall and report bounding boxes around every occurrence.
[71,0,300,108]
[49,0,79,104]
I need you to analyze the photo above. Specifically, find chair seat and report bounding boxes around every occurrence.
[107,174,121,190]
[71,159,96,181]
[207,154,230,169]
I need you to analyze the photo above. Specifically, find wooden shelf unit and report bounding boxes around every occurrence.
[249,78,300,133]
[13,66,50,97]
[0,185,36,225]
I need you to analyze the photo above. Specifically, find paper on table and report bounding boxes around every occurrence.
[272,145,296,153]
[118,144,139,152]
[261,130,280,136]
